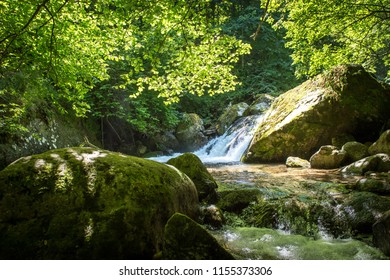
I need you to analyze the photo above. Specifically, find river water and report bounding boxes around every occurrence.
[149,116,389,259]
[206,162,388,260]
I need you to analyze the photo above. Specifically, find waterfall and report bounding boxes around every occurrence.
[149,114,263,164]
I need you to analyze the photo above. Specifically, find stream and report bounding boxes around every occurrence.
[150,116,389,260]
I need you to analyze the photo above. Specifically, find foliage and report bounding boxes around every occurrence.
[0,70,54,140]
[177,1,299,124]
[87,85,179,137]
[262,0,390,79]
[224,3,299,99]
[0,0,251,116]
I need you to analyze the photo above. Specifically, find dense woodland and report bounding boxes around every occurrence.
[1,0,389,154]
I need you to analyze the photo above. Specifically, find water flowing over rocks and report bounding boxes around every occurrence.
[243,65,390,163]
[0,147,199,259]
[216,102,249,135]
[208,163,390,259]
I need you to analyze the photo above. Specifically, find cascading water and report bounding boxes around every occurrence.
[149,114,263,163]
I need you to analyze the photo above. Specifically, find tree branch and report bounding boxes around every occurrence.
[0,0,51,65]
[252,0,271,41]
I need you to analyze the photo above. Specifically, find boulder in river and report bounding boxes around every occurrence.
[341,141,369,163]
[310,145,347,169]
[0,147,199,259]
[163,213,234,260]
[286,156,311,168]
[355,178,390,195]
[167,153,218,203]
[341,153,390,175]
[243,64,390,163]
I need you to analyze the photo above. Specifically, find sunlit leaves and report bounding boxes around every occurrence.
[1,0,250,115]
[262,0,390,78]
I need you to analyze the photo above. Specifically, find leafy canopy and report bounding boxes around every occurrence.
[0,0,251,115]
[261,0,390,79]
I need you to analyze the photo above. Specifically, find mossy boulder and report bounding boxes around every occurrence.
[341,141,369,163]
[153,131,180,153]
[343,192,390,234]
[243,65,390,163]
[286,156,311,168]
[341,153,390,175]
[369,130,390,155]
[310,145,347,169]
[175,113,207,152]
[355,178,390,195]
[163,213,234,260]
[0,147,199,259]
[201,205,225,229]
[216,102,249,135]
[217,189,261,213]
[167,153,218,203]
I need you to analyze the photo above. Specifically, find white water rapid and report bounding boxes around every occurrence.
[149,114,263,164]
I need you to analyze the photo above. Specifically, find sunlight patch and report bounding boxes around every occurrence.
[84,218,94,242]
[34,159,47,169]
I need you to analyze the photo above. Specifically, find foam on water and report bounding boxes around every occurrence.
[149,115,263,164]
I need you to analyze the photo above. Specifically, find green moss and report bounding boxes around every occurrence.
[217,189,261,213]
[343,192,390,234]
[0,147,199,259]
[163,213,234,260]
[167,153,217,203]
[244,65,390,163]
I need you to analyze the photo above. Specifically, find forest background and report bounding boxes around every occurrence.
[1,0,389,157]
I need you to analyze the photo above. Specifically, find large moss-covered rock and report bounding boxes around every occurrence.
[167,153,218,203]
[243,65,390,163]
[216,102,249,135]
[175,113,207,152]
[163,213,234,260]
[355,178,390,195]
[0,147,199,259]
